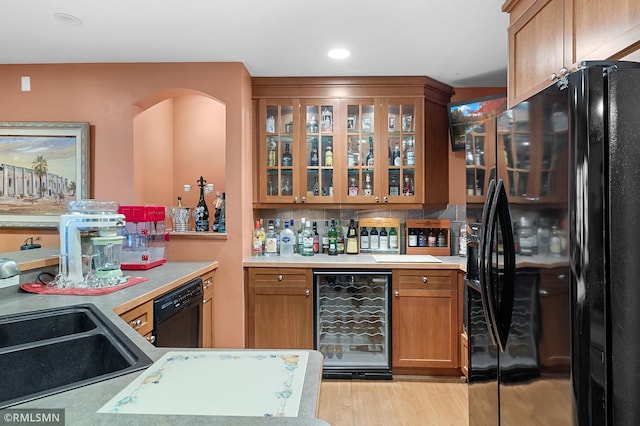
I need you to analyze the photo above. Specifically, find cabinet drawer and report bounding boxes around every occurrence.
[120,300,153,337]
[250,268,311,288]
[393,269,456,290]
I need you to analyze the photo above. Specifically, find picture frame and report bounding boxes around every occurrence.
[447,94,507,152]
[0,121,90,227]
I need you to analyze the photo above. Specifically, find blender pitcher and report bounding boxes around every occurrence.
[92,235,125,284]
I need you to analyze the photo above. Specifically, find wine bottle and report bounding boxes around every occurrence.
[408,228,418,247]
[370,227,379,250]
[379,227,389,250]
[324,139,333,167]
[389,227,398,250]
[346,219,359,254]
[195,177,210,232]
[282,143,292,166]
[328,219,338,256]
[366,136,374,166]
[360,227,370,252]
[310,138,319,166]
[218,192,226,233]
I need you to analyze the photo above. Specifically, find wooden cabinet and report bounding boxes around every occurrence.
[119,300,155,344]
[245,267,313,349]
[252,77,452,207]
[392,269,459,372]
[460,332,469,378]
[201,272,215,348]
[503,0,640,106]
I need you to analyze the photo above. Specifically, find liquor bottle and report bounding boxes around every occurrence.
[403,176,414,196]
[218,192,226,233]
[389,227,398,250]
[336,219,345,254]
[389,175,400,196]
[195,177,210,232]
[310,138,319,166]
[212,191,223,232]
[297,218,306,254]
[259,219,266,250]
[349,177,359,196]
[408,228,418,247]
[313,221,320,253]
[366,136,375,166]
[267,137,277,167]
[360,227,370,252]
[418,229,428,247]
[346,219,359,254]
[363,174,373,196]
[427,228,437,247]
[328,219,338,256]
[177,196,182,207]
[379,227,389,250]
[301,221,315,256]
[282,143,292,166]
[406,138,415,166]
[370,227,379,250]
[437,229,446,247]
[459,225,468,257]
[280,221,296,256]
[393,143,401,166]
[264,220,278,256]
[322,220,330,254]
[252,220,264,256]
[324,139,333,167]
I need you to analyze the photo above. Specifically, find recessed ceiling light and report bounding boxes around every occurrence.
[328,48,350,60]
[53,13,82,26]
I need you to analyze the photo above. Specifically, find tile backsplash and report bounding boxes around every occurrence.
[254,204,466,255]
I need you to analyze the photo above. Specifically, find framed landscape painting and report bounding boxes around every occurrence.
[0,121,90,227]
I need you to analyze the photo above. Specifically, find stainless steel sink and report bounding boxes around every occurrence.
[0,304,153,409]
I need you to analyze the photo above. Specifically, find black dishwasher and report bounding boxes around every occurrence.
[153,277,203,348]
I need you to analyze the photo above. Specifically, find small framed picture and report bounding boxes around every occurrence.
[402,114,412,132]
[347,116,356,130]
[362,117,372,132]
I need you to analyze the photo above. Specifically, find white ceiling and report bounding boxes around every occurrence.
[1,0,510,88]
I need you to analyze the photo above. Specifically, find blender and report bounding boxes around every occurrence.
[118,205,167,270]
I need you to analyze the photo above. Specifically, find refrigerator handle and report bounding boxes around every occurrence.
[488,180,515,351]
[479,179,499,346]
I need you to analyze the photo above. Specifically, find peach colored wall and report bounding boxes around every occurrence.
[133,98,174,206]
[448,87,507,205]
[0,63,253,349]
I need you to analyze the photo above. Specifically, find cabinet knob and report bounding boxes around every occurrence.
[305,289,310,296]
[559,67,569,76]
[130,319,142,328]
[278,274,283,281]
[383,196,388,203]
[375,196,380,203]
[204,279,212,288]
[423,276,428,283]
[294,197,298,203]
[146,335,156,343]
[203,298,209,304]
[549,72,558,81]
[301,196,306,203]
[394,290,400,297]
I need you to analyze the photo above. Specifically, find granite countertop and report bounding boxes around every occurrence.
[0,248,327,426]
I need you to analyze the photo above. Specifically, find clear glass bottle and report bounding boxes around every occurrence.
[405,138,415,166]
[301,220,315,256]
[363,174,373,196]
[280,221,296,256]
[393,143,401,166]
[297,218,306,255]
[264,220,278,256]
[389,175,400,196]
[349,177,359,196]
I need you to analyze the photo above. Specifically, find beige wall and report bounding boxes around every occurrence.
[0,63,253,348]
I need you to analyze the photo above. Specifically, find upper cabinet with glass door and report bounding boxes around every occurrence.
[302,100,341,204]
[257,99,300,203]
[342,99,376,203]
[382,98,423,204]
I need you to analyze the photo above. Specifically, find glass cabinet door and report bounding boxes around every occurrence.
[343,100,376,203]
[259,100,299,202]
[302,100,340,203]
[382,98,423,203]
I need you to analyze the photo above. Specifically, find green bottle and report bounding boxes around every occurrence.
[328,219,338,256]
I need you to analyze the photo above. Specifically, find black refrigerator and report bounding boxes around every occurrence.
[465,61,640,425]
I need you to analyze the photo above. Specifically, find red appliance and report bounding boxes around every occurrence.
[117,206,168,270]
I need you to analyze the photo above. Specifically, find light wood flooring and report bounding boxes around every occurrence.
[317,378,468,426]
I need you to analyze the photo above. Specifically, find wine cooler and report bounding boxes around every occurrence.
[314,270,392,379]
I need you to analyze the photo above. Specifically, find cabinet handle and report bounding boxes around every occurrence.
[375,196,380,203]
[423,276,428,284]
[301,196,306,203]
[394,290,400,297]
[146,335,156,343]
[383,196,388,203]
[305,289,310,296]
[278,274,283,281]
[130,319,142,328]
[294,196,298,203]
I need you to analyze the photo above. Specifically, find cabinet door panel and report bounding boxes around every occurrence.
[392,289,457,368]
[253,287,313,349]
